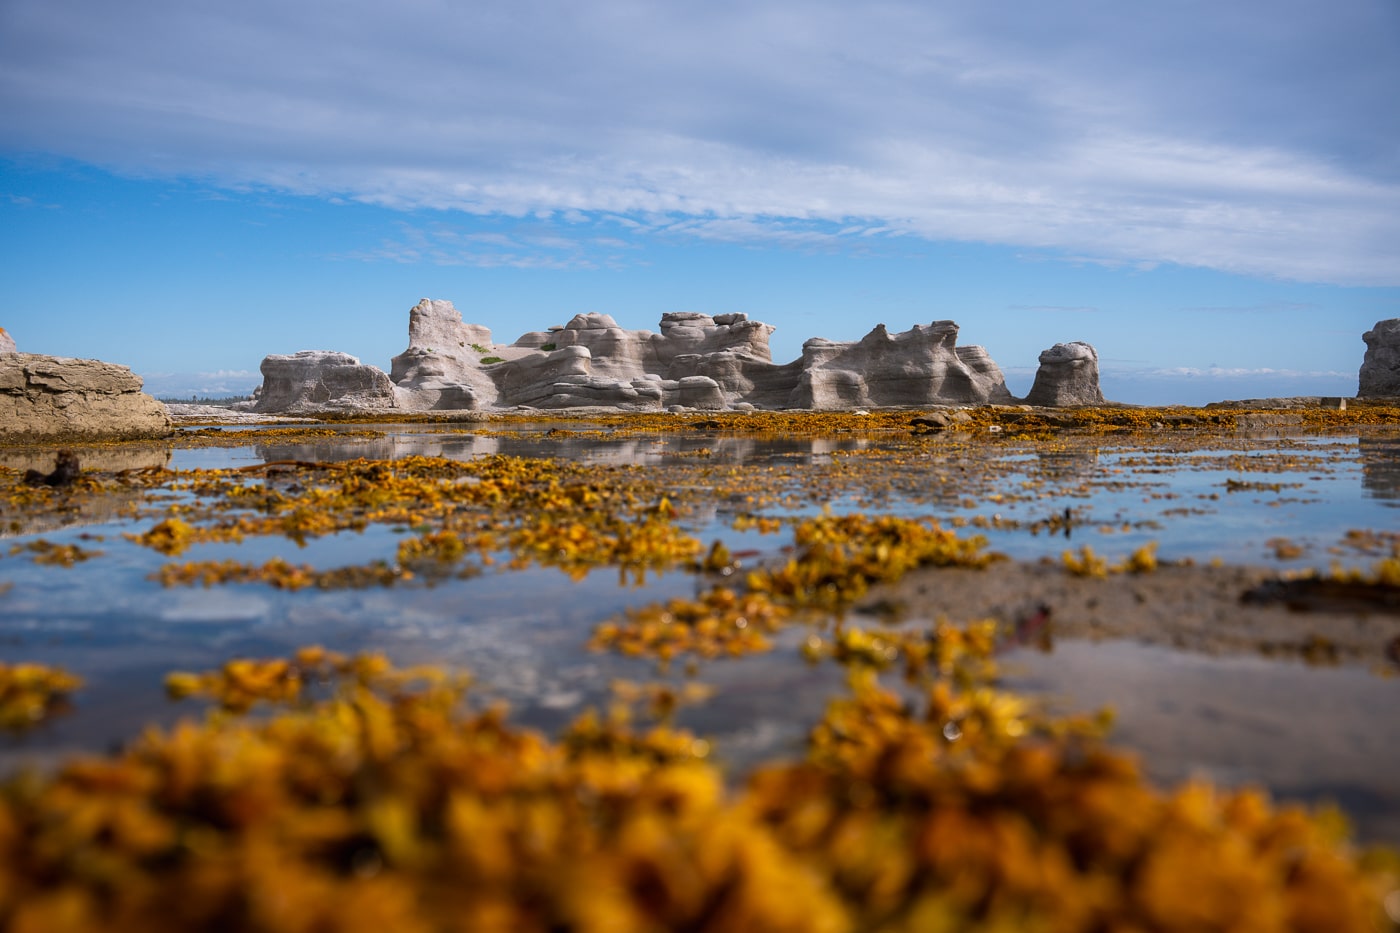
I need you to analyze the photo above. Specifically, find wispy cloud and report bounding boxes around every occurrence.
[1008,304,1099,314]
[2,0,1397,284]
[1178,302,1319,315]
[1111,366,1351,379]
[334,222,637,270]
[140,369,261,398]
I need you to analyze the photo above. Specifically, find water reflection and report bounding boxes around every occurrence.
[0,445,171,475]
[0,446,172,538]
[1035,446,1100,479]
[254,431,874,468]
[5,424,1400,844]
[1359,435,1400,506]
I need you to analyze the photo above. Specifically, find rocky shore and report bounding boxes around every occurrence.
[3,308,1397,437]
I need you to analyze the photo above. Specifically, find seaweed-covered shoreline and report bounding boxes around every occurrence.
[1,407,1398,930]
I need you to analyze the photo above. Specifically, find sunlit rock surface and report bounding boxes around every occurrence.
[1358,318,1400,398]
[252,351,397,415]
[389,298,499,410]
[1023,341,1105,407]
[792,322,1014,409]
[0,353,171,440]
[250,299,1024,413]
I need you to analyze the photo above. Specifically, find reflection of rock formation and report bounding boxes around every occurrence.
[1359,436,1400,505]
[1359,319,1400,398]
[249,299,1022,414]
[0,447,172,538]
[1023,342,1104,406]
[2,354,172,440]
[0,446,172,475]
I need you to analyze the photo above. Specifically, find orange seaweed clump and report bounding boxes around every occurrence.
[0,651,844,933]
[590,588,792,662]
[746,672,1397,933]
[155,557,411,590]
[747,513,997,610]
[0,661,82,730]
[162,646,452,714]
[0,646,1395,931]
[507,504,703,583]
[8,539,103,567]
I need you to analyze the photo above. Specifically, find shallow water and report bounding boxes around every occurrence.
[2,421,1398,842]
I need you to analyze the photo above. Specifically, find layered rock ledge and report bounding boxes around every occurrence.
[1,353,172,441]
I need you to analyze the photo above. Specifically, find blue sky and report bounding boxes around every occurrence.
[2,0,1397,404]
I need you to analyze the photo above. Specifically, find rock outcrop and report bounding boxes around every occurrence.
[1023,342,1104,407]
[0,327,15,356]
[791,322,1013,409]
[248,299,1025,413]
[1359,319,1400,398]
[0,353,172,440]
[252,351,397,415]
[389,299,499,410]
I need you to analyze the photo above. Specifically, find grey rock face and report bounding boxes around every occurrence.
[0,353,171,440]
[1023,342,1105,406]
[390,299,499,410]
[789,322,1014,409]
[248,299,1023,413]
[253,351,397,414]
[0,327,15,355]
[1359,319,1400,398]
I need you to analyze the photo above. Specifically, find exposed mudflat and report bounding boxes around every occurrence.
[868,560,1400,668]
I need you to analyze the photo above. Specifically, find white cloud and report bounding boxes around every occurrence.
[1127,366,1351,380]
[2,0,1397,284]
[139,370,261,398]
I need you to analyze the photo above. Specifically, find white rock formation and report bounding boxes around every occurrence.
[789,322,1014,409]
[0,327,16,356]
[248,299,1023,413]
[1,353,172,439]
[1359,319,1400,398]
[252,351,397,414]
[389,299,500,410]
[1023,342,1105,406]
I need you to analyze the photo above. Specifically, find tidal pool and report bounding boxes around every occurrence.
[2,414,1399,848]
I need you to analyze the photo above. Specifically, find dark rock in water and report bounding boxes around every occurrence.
[911,413,952,433]
[1023,342,1105,407]
[1242,578,1400,615]
[1359,318,1400,398]
[24,450,82,487]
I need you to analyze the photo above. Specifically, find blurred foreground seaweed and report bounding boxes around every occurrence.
[0,643,1394,932]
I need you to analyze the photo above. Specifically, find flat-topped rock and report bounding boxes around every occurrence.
[252,351,397,415]
[1023,341,1105,407]
[1359,318,1400,398]
[1,353,172,440]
